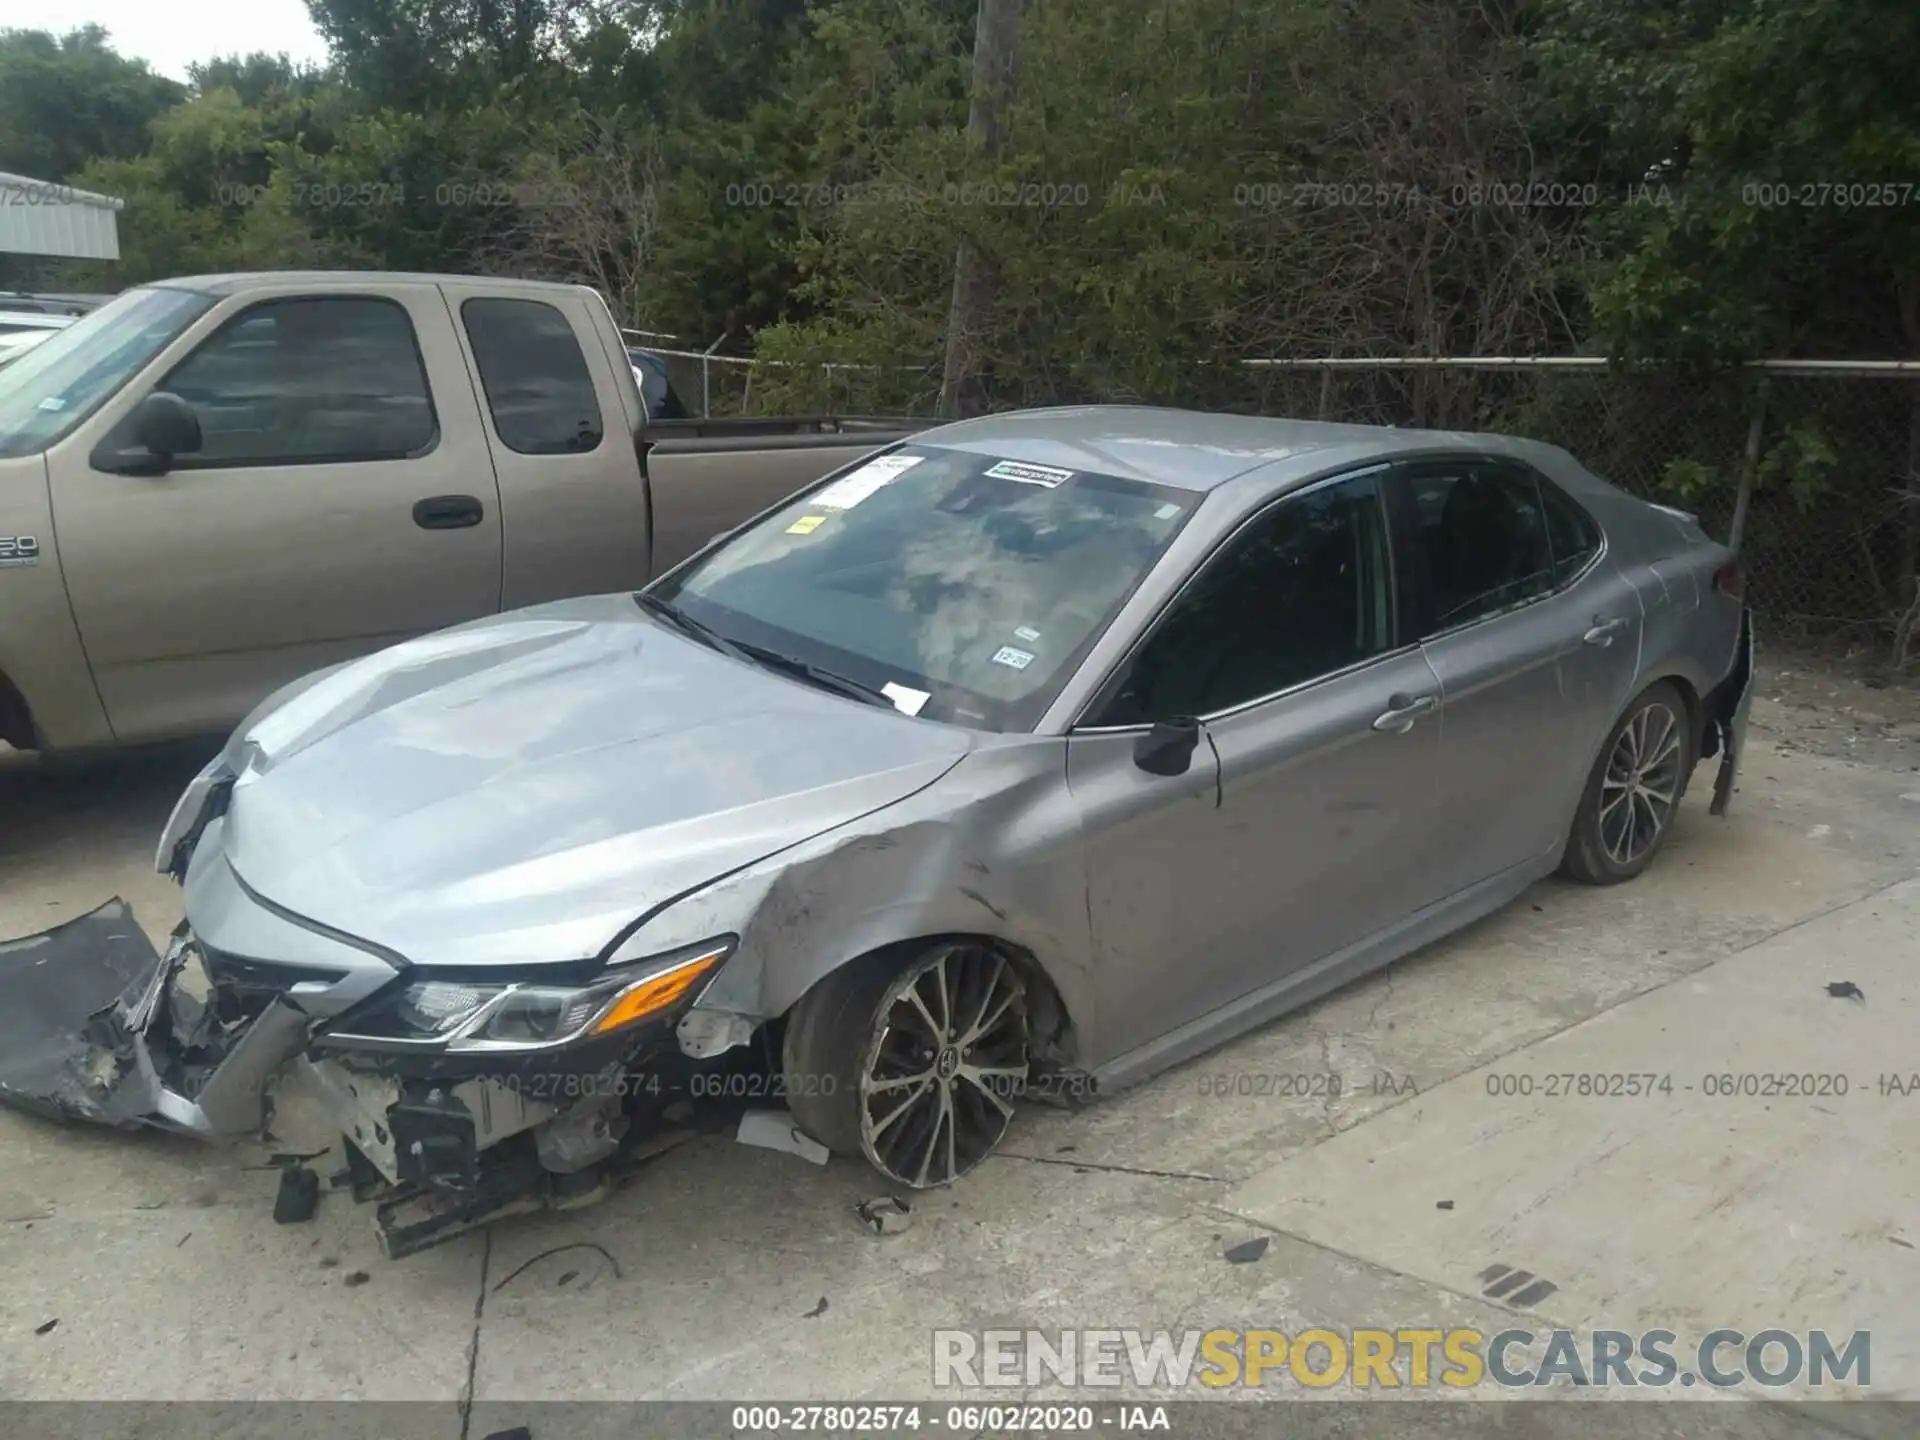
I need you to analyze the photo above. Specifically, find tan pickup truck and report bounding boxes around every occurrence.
[0,272,924,752]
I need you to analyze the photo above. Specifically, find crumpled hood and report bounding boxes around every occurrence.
[212,595,974,967]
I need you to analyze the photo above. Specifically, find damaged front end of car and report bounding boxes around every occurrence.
[0,763,738,1258]
[295,933,734,1257]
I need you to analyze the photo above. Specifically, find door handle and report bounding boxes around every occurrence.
[413,495,484,530]
[1582,616,1631,647]
[1371,693,1438,734]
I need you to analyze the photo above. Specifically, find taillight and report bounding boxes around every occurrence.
[1714,560,1745,601]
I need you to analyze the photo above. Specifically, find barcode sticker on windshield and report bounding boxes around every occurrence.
[812,454,924,510]
[991,646,1036,671]
[984,460,1074,488]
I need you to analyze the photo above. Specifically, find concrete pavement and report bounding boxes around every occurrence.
[1,725,1917,1423]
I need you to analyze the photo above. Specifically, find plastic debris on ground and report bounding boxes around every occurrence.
[735,1110,830,1165]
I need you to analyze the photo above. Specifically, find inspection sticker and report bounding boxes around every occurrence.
[984,460,1074,488]
[990,646,1036,670]
[812,453,924,510]
[786,515,826,535]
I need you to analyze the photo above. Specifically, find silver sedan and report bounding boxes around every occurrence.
[1,406,1752,1252]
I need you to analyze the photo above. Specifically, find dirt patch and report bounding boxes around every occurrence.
[1749,645,1920,772]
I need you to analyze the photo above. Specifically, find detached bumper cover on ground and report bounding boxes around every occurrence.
[0,899,325,1139]
[0,900,172,1126]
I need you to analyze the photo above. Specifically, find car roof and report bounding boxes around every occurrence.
[152,272,596,300]
[918,404,1571,495]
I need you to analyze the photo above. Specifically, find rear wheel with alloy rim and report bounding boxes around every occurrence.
[784,941,1030,1186]
[1560,680,1696,885]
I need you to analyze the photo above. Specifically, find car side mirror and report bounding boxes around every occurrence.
[1133,717,1202,776]
[95,392,202,475]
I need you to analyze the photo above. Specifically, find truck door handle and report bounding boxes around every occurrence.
[1583,616,1631,647]
[413,495,484,530]
[1372,693,1438,733]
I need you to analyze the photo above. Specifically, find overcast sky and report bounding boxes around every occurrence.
[15,0,331,81]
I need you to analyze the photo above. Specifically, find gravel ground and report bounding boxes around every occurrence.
[1748,645,1920,773]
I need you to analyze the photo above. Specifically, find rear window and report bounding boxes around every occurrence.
[462,298,605,455]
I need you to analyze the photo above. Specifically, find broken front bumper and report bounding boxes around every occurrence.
[1705,607,1755,817]
[0,897,705,1256]
[0,902,348,1138]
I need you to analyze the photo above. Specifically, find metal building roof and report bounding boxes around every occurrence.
[0,172,125,261]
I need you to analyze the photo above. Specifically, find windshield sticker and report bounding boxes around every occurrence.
[984,459,1074,488]
[786,515,826,535]
[990,645,1036,671]
[881,682,930,717]
[1154,502,1182,519]
[1013,625,1042,643]
[812,453,924,510]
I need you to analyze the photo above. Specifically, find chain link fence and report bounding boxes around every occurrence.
[1242,360,1920,661]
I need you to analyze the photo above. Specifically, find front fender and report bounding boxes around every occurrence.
[0,452,111,749]
[618,742,1100,1061]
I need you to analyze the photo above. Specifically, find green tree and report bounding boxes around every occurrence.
[0,26,185,180]
[1529,0,1920,362]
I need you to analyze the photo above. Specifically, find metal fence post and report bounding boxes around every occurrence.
[1726,377,1770,558]
[701,331,732,419]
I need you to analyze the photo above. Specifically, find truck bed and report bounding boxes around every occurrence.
[642,416,932,575]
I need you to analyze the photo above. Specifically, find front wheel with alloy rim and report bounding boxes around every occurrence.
[1560,680,1697,885]
[783,941,1031,1187]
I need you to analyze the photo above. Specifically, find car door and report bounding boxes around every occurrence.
[47,283,503,743]
[1066,466,1447,1062]
[1388,457,1643,898]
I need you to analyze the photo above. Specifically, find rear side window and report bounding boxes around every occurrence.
[462,298,604,455]
[1540,478,1603,583]
[1398,462,1554,637]
[157,296,436,465]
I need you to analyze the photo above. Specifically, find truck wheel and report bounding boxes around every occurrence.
[783,941,1029,1187]
[1560,681,1696,886]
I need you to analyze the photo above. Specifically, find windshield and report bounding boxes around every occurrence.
[651,444,1200,731]
[0,287,215,458]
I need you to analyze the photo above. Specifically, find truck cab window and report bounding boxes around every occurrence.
[154,296,437,465]
[462,298,606,455]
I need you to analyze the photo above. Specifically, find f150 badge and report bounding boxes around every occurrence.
[0,535,40,567]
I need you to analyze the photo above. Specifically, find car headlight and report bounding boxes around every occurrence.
[316,938,734,1053]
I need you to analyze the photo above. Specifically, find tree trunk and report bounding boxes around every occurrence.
[939,0,1024,420]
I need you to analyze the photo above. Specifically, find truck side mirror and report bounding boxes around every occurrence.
[131,392,202,464]
[1133,717,1202,776]
[95,392,202,476]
